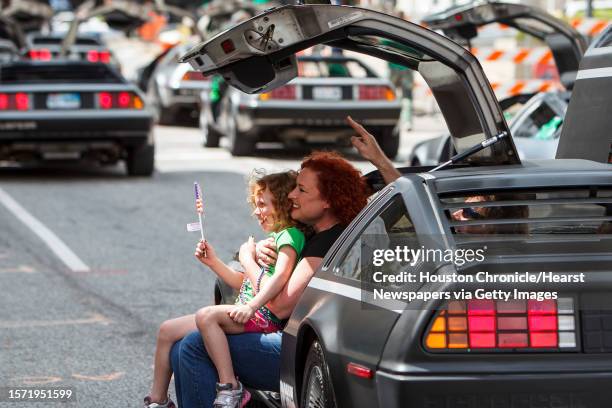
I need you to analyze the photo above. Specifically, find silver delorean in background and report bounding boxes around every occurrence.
[409,1,587,166]
[181,4,612,408]
[199,53,402,157]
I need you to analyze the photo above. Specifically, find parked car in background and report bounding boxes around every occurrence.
[181,5,612,407]
[0,61,154,175]
[143,42,211,125]
[409,1,586,166]
[25,32,121,69]
[200,54,402,157]
[139,0,267,125]
[0,0,154,176]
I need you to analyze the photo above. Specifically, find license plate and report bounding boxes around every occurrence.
[47,93,81,109]
[312,86,342,101]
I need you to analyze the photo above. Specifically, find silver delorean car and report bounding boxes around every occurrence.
[181,4,612,408]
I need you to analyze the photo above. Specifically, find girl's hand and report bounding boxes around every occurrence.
[256,237,277,267]
[195,240,217,266]
[229,304,255,324]
[238,236,257,265]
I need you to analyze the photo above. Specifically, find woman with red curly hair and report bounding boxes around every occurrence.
[168,150,376,407]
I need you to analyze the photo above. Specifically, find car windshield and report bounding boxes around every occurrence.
[0,63,123,83]
[297,58,376,78]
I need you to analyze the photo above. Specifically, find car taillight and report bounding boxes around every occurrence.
[87,50,111,63]
[182,71,207,81]
[29,48,52,61]
[358,85,395,101]
[259,85,296,100]
[0,93,31,111]
[424,297,577,351]
[97,92,143,109]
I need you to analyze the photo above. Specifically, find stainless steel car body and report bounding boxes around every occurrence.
[199,54,401,155]
[0,61,154,176]
[410,91,569,166]
[182,4,612,407]
[408,1,587,166]
[147,43,212,124]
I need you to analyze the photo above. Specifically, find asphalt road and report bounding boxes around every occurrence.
[0,119,444,407]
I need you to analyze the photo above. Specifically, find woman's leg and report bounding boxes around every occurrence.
[150,314,197,402]
[195,305,245,388]
[178,331,282,408]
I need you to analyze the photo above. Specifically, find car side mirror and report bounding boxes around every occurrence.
[209,54,297,94]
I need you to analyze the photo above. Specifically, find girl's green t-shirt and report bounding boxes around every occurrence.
[237,226,305,323]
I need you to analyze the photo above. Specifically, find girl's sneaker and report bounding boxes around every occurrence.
[213,381,251,408]
[143,396,176,408]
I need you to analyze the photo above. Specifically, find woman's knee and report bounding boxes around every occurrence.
[158,318,185,344]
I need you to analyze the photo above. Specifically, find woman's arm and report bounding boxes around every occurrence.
[347,116,401,184]
[266,256,323,319]
[195,240,243,290]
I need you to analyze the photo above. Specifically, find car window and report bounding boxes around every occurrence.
[334,194,415,282]
[513,102,562,140]
[297,60,374,78]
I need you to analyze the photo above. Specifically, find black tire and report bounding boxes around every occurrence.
[301,341,337,408]
[227,117,255,156]
[204,124,221,148]
[410,156,421,167]
[376,126,400,159]
[148,84,174,125]
[126,143,155,176]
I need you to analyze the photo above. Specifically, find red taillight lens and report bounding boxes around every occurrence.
[425,297,577,351]
[98,92,113,109]
[182,71,207,81]
[87,50,111,63]
[15,93,29,110]
[358,85,395,101]
[118,92,131,108]
[0,93,31,111]
[29,48,52,61]
[87,50,99,63]
[97,92,143,109]
[99,50,111,63]
[260,85,296,100]
[0,93,8,110]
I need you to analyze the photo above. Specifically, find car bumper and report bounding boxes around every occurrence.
[239,104,401,127]
[376,371,612,408]
[0,110,153,141]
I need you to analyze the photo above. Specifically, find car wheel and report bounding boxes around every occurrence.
[301,341,337,408]
[126,143,155,176]
[376,126,400,159]
[148,84,174,125]
[410,156,421,167]
[227,116,255,156]
[203,124,221,148]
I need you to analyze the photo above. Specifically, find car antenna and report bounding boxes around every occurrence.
[429,131,508,172]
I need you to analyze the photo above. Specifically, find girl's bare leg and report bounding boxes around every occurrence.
[150,314,197,403]
[195,305,246,388]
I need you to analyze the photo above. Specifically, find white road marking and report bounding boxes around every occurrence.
[0,313,111,329]
[0,265,36,274]
[71,372,124,381]
[0,187,90,272]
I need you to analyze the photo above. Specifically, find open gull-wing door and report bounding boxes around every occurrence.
[556,24,612,163]
[0,0,53,33]
[423,1,587,90]
[179,4,520,166]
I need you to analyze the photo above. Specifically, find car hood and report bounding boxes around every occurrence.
[423,1,587,89]
[179,4,520,166]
